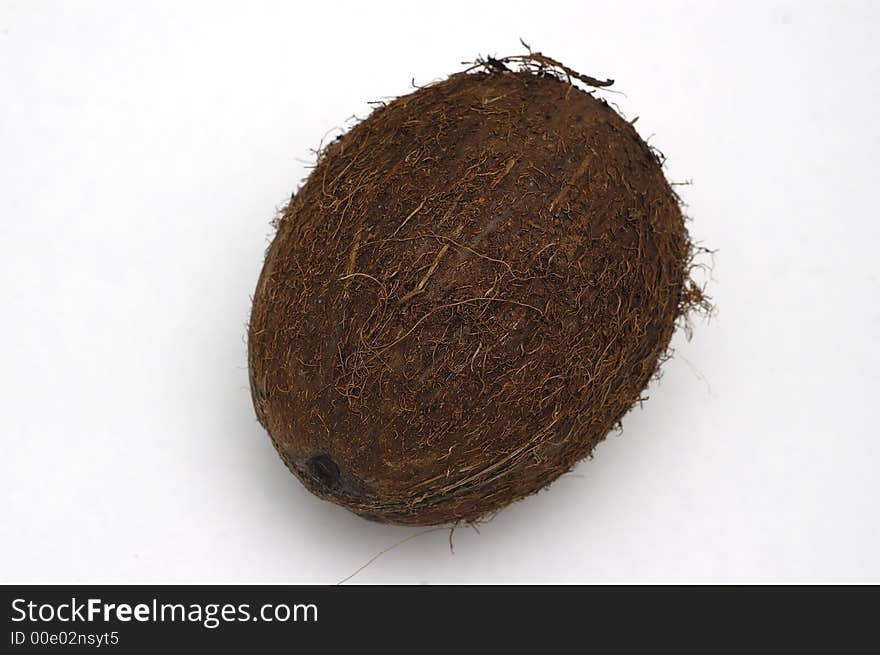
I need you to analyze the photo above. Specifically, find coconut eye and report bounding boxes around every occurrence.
[308,455,340,488]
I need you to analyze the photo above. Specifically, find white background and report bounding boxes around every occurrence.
[2,0,878,584]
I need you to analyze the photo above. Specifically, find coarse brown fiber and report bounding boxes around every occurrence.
[248,55,706,525]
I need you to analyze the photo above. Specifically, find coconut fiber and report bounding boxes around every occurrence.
[248,53,706,525]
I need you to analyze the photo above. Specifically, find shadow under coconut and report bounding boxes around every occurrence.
[240,384,686,566]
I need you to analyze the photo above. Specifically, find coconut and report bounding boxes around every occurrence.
[248,53,705,525]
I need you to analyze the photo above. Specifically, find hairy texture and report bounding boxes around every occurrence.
[249,63,700,525]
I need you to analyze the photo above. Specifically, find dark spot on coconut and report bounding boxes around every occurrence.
[247,51,708,526]
[308,455,340,488]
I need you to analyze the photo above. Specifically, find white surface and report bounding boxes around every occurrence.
[2,0,878,584]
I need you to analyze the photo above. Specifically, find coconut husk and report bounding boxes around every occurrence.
[248,53,708,525]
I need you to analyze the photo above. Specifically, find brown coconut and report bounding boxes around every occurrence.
[248,53,705,526]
